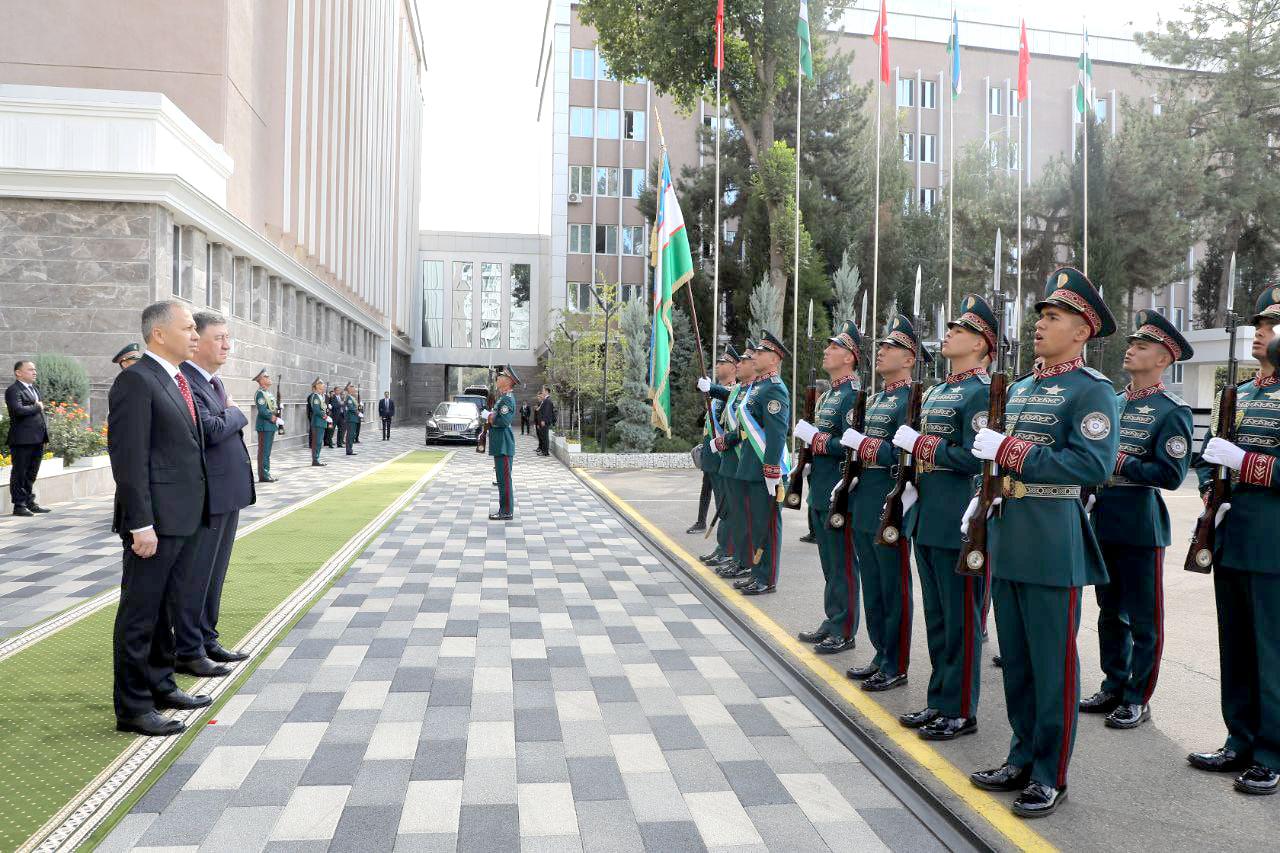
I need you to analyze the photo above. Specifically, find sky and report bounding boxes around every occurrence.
[417,0,1175,236]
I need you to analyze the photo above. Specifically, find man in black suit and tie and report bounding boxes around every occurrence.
[536,386,556,456]
[108,300,211,737]
[5,360,51,516]
[379,391,395,440]
[179,311,255,676]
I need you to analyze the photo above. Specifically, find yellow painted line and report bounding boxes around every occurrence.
[577,469,1056,853]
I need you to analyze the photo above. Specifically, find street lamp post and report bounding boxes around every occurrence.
[587,281,618,454]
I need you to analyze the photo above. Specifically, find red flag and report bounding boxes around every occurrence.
[714,0,725,70]
[871,0,890,84]
[1017,19,1030,101]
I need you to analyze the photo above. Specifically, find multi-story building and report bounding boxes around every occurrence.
[0,0,425,433]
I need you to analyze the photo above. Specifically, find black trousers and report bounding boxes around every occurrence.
[112,530,199,718]
[381,416,392,440]
[324,424,335,447]
[346,421,357,453]
[536,425,550,454]
[8,442,42,507]
[335,421,346,448]
[696,470,713,525]
[174,510,239,659]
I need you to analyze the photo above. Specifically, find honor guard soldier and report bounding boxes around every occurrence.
[486,365,520,521]
[967,267,1119,818]
[1080,311,1193,729]
[253,369,283,483]
[793,320,864,654]
[698,346,741,568]
[841,315,929,692]
[1187,288,1280,796]
[894,295,994,739]
[307,378,330,466]
[112,342,142,371]
[709,341,758,580]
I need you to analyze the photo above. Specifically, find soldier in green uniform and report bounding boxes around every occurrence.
[1186,288,1280,796]
[343,384,360,456]
[307,378,330,467]
[841,315,928,692]
[698,346,741,567]
[893,295,995,738]
[253,369,283,483]
[1080,310,1193,730]
[486,365,520,521]
[708,341,756,579]
[112,342,142,371]
[792,320,864,654]
[967,267,1119,818]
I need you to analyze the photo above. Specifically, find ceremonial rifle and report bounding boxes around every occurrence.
[875,268,925,546]
[276,374,285,435]
[475,366,496,454]
[827,292,869,531]
[957,288,1009,577]
[1186,252,1239,573]
[784,301,818,510]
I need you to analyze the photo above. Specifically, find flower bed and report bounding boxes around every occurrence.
[44,401,107,465]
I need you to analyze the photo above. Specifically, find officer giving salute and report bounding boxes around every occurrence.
[485,365,520,521]
[1080,310,1193,730]
[966,267,1119,818]
[253,369,283,482]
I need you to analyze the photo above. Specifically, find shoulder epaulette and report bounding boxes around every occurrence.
[1160,389,1190,408]
[1238,378,1254,389]
[770,375,783,384]
[978,373,991,384]
[1081,366,1112,382]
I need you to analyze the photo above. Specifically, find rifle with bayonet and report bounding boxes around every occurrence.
[785,301,818,510]
[957,287,1009,577]
[476,367,496,454]
[875,267,925,546]
[827,292,869,531]
[276,374,285,435]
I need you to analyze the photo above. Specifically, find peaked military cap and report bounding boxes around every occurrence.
[949,293,999,355]
[253,368,269,382]
[311,377,325,388]
[879,314,932,363]
[1128,309,1194,362]
[827,320,864,360]
[753,329,791,359]
[1035,267,1116,338]
[111,342,142,365]
[497,365,522,385]
[1251,285,1280,325]
[717,344,740,364]
[741,338,758,357]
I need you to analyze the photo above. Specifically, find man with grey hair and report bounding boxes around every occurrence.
[108,300,210,736]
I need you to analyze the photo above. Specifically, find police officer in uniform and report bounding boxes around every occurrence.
[486,365,520,521]
[710,341,757,580]
[840,315,929,692]
[307,379,330,466]
[792,320,863,654]
[967,267,1119,818]
[1080,310,1193,729]
[253,369,283,483]
[1186,288,1280,795]
[112,343,143,371]
[894,295,994,738]
[698,346,741,567]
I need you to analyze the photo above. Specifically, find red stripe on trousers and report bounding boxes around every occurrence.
[842,522,857,639]
[768,502,779,585]
[1143,548,1165,703]
[743,489,754,558]
[961,574,974,717]
[1058,587,1079,789]
[897,540,911,672]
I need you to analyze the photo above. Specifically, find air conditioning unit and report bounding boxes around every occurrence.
[568,193,582,204]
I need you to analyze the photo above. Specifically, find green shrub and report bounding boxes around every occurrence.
[44,401,107,464]
[35,353,90,405]
[0,417,8,448]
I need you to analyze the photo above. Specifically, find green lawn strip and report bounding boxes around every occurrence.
[0,451,442,852]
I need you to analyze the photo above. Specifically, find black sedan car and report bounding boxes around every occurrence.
[425,400,483,445]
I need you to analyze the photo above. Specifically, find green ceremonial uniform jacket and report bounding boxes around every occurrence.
[731,372,790,483]
[903,368,990,548]
[307,392,329,429]
[488,391,516,457]
[711,382,747,479]
[255,389,279,432]
[701,386,731,474]
[850,379,913,534]
[1093,384,1192,548]
[1196,374,1280,573]
[988,357,1120,587]
[806,375,860,512]
[345,396,360,425]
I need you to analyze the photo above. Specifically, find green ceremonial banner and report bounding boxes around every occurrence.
[648,151,694,436]
[1076,28,1093,117]
[797,0,814,78]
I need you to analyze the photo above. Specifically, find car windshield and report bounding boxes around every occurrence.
[435,402,478,419]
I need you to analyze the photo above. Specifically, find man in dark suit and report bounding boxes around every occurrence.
[108,300,211,737]
[379,391,395,440]
[344,384,360,455]
[330,386,347,449]
[322,388,336,447]
[5,360,51,516]
[536,386,556,456]
[179,311,255,677]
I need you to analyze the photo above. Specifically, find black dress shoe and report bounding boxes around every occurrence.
[1012,782,1067,818]
[27,502,50,513]
[1234,765,1279,795]
[714,562,740,577]
[346,451,357,456]
[862,671,907,692]
[846,663,879,681]
[259,476,278,483]
[798,532,817,544]
[116,710,186,737]
[797,627,830,644]
[991,655,1003,668]
[206,643,249,663]
[687,522,707,534]
[699,550,724,564]
[175,656,232,678]
[1187,746,1251,773]
[154,688,212,710]
[920,716,978,741]
[970,763,1031,792]
[12,505,33,517]
[1079,689,1120,714]
[312,461,326,467]
[732,576,755,589]
[488,512,514,521]
[740,581,776,595]
[899,707,940,728]
[1105,703,1150,729]
[726,565,752,579]
[814,635,856,655]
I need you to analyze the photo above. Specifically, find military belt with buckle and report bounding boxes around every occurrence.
[1106,475,1153,488]
[1001,477,1082,500]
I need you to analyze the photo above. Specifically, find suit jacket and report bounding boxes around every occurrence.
[180,363,256,516]
[379,398,395,418]
[329,395,344,423]
[4,380,48,446]
[537,398,555,427]
[108,355,209,537]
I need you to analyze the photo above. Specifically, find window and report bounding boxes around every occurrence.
[569,166,593,196]
[451,261,473,347]
[1094,98,1108,123]
[1008,141,1020,170]
[723,224,737,245]
[919,187,938,211]
[1173,306,1186,331]
[620,283,642,303]
[567,281,592,313]
[1153,99,1163,117]
[1170,362,1184,384]
[989,145,1001,169]
[596,109,619,139]
[206,244,216,306]
[569,224,591,254]
[597,52,614,80]
[595,166,619,197]
[900,132,914,162]
[571,48,594,79]
[919,134,936,164]
[1009,89,1020,116]
[988,86,1003,115]
[569,107,593,137]
[623,110,645,141]
[510,263,531,349]
[595,225,618,254]
[1153,304,1167,318]
[623,168,645,198]
[480,262,501,350]
[421,260,444,346]
[622,226,645,256]
[896,78,914,107]
[920,80,936,109]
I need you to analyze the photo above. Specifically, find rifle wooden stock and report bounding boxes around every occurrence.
[875,379,923,546]
[475,388,496,454]
[826,387,867,531]
[957,370,1008,576]
[784,384,819,510]
[1186,382,1236,573]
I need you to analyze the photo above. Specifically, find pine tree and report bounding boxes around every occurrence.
[615,299,655,452]
[748,274,784,336]
[831,250,861,326]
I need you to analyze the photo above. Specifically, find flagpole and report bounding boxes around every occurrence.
[1015,98,1024,371]
[947,13,955,319]
[712,9,723,367]
[792,46,802,423]
[871,44,882,394]
[1081,26,1089,278]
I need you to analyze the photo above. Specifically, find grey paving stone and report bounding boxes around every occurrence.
[637,820,707,853]
[567,755,628,802]
[299,742,367,786]
[664,749,731,795]
[230,759,310,807]
[517,741,571,784]
[858,806,947,853]
[724,704,788,738]
[411,738,468,780]
[329,803,401,852]
[574,799,645,853]
[132,760,197,813]
[428,677,474,706]
[393,832,460,852]
[591,677,637,703]
[458,803,521,853]
[420,705,471,740]
[717,760,794,807]
[744,803,831,853]
[199,804,283,852]
[286,691,344,722]
[390,666,435,693]
[135,789,233,846]
[649,716,706,751]
[347,759,413,807]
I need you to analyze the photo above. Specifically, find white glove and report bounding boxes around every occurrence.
[765,476,782,494]
[902,481,918,514]
[1215,502,1232,528]
[1204,437,1246,471]
[709,438,721,454]
[830,481,841,504]
[892,425,922,454]
[697,376,712,392]
[959,495,1002,536]
[1084,493,1096,514]
[972,428,1008,461]
[794,420,819,446]
[480,409,491,421]
[840,428,867,451]
[277,418,286,429]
